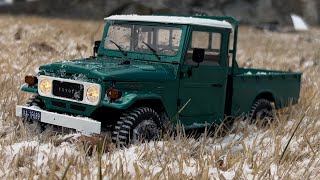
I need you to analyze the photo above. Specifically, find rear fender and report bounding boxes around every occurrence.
[254,91,277,108]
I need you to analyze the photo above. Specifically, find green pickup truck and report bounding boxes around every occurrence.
[16,15,302,144]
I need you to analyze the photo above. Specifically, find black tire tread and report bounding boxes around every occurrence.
[248,99,274,121]
[112,107,161,145]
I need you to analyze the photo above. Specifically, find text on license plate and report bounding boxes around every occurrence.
[22,108,41,121]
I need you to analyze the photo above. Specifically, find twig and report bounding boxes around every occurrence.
[279,108,308,164]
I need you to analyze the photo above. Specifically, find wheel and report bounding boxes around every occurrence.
[248,99,274,123]
[26,94,45,108]
[112,107,162,146]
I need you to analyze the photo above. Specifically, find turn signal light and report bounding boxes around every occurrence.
[107,88,122,100]
[25,75,38,85]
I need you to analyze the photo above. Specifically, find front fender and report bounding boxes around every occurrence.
[21,84,38,93]
[100,92,162,109]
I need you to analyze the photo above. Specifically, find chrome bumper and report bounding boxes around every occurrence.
[16,105,101,134]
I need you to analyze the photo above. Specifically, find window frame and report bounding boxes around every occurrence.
[99,21,187,63]
[184,26,228,67]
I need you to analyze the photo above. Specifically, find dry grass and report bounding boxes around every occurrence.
[0,15,320,179]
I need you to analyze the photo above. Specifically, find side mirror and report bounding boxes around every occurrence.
[186,48,204,78]
[192,48,204,64]
[93,40,101,57]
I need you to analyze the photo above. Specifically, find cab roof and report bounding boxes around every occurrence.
[105,15,232,29]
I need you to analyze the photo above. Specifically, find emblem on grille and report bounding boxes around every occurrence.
[53,80,84,101]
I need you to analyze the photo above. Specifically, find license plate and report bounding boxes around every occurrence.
[22,108,41,121]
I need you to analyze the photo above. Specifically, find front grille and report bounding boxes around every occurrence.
[70,104,86,111]
[52,80,84,101]
[51,100,66,108]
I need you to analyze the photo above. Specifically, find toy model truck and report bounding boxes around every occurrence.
[16,15,302,144]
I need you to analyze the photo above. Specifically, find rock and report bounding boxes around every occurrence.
[318,1,320,24]
[163,0,193,15]
[153,8,172,15]
[255,0,280,24]
[223,0,255,23]
[117,2,152,15]
[301,0,318,25]
[132,0,167,9]
[192,8,224,16]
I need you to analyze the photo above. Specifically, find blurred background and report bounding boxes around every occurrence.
[0,1,320,179]
[0,0,319,27]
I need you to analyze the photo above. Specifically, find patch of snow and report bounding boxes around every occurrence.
[34,67,39,73]
[256,72,267,75]
[184,122,212,129]
[106,15,232,29]
[302,60,314,68]
[0,118,318,179]
[1,140,79,178]
[291,14,309,31]
[244,71,276,75]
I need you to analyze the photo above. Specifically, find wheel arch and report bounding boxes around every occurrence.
[253,91,278,108]
[130,98,168,117]
[96,97,168,127]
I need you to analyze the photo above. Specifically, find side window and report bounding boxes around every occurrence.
[186,31,222,65]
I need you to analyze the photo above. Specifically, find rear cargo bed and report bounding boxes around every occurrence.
[228,68,302,117]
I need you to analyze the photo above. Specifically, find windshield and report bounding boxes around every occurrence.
[104,24,182,56]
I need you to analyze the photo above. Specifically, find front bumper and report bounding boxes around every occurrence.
[16,105,101,134]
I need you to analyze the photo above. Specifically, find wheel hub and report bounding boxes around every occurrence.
[133,119,160,142]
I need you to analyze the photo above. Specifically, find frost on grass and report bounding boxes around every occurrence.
[0,118,319,179]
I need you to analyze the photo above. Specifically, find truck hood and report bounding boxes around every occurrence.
[39,57,177,81]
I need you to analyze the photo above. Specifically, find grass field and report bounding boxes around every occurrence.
[0,15,320,179]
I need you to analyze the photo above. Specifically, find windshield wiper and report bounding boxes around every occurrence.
[109,40,127,56]
[142,41,161,60]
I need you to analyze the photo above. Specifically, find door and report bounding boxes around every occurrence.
[178,28,229,127]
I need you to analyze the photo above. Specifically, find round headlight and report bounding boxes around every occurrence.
[39,78,51,94]
[86,86,100,103]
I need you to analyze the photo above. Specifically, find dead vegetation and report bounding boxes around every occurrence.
[0,15,320,179]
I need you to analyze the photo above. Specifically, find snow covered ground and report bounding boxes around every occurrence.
[0,117,319,179]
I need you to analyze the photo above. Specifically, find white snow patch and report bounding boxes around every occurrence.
[302,60,314,68]
[291,14,309,31]
[244,71,276,75]
[0,118,317,179]
[256,71,267,75]
[106,15,232,29]
[1,139,79,177]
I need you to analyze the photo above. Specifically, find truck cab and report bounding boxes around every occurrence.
[99,15,233,127]
[16,15,302,145]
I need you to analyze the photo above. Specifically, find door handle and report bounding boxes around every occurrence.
[211,84,223,87]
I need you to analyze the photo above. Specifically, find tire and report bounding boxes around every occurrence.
[26,94,45,108]
[112,107,162,146]
[248,99,274,123]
